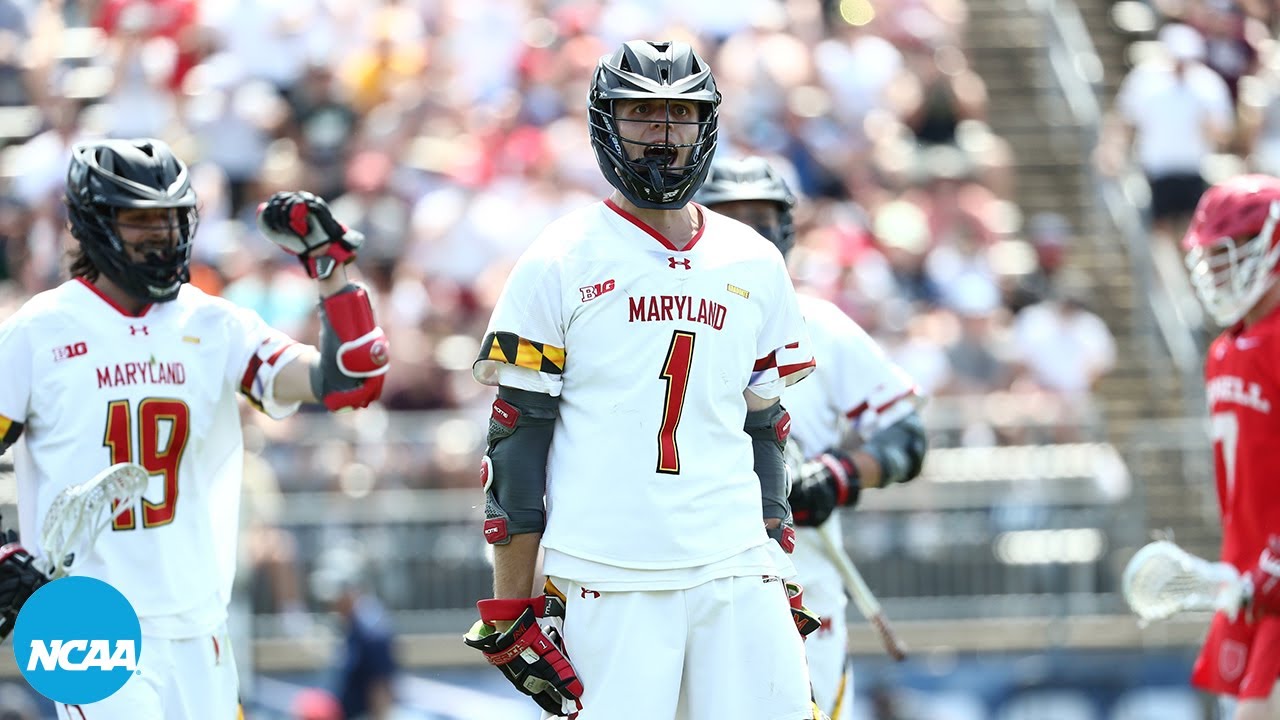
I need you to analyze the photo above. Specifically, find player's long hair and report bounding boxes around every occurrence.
[67,243,98,282]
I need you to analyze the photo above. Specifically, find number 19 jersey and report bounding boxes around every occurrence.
[474,200,815,572]
[0,279,303,637]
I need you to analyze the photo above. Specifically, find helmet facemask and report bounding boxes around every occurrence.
[72,202,198,303]
[590,97,719,209]
[1185,200,1280,326]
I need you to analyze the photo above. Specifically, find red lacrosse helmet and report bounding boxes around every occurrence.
[1183,174,1280,326]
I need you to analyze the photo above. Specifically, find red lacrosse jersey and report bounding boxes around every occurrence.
[1203,308,1280,573]
[1192,307,1280,698]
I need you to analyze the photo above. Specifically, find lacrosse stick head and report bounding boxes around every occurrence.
[1122,540,1244,624]
[40,463,150,579]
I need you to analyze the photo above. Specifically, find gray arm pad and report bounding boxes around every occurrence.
[744,403,790,522]
[481,386,559,544]
[862,410,927,485]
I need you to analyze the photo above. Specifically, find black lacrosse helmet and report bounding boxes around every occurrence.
[696,156,798,256]
[588,40,721,210]
[65,138,198,303]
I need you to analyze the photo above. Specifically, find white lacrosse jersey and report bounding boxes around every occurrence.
[786,294,919,611]
[0,278,304,638]
[474,200,815,579]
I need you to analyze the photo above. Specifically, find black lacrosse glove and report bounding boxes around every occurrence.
[256,191,365,280]
[0,523,48,642]
[789,449,861,527]
[464,595,583,716]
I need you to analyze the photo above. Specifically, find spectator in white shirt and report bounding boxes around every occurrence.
[1098,23,1234,242]
[1013,291,1116,395]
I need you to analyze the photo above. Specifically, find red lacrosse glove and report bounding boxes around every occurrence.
[463,595,583,716]
[257,191,364,280]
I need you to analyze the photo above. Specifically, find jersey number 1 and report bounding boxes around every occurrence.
[103,398,191,530]
[657,331,696,474]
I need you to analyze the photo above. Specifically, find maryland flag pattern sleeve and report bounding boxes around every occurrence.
[473,241,567,396]
[477,332,566,376]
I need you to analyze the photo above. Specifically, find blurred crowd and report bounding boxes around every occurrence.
[0,0,1118,494]
[1097,0,1280,333]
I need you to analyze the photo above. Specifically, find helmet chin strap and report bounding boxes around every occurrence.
[639,158,666,192]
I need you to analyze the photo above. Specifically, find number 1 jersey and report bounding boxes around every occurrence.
[0,279,304,637]
[474,200,815,572]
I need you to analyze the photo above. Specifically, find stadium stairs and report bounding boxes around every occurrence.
[965,0,1222,558]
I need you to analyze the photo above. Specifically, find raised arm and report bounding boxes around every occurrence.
[256,191,390,411]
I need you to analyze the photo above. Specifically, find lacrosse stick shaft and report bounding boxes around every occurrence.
[829,659,850,720]
[815,520,908,661]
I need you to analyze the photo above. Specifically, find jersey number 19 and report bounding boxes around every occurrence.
[103,398,191,530]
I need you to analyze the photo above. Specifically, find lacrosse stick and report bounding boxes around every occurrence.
[1122,539,1246,623]
[814,520,908,661]
[40,463,150,579]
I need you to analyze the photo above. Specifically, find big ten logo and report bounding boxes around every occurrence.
[52,342,88,362]
[579,279,616,303]
[14,576,142,704]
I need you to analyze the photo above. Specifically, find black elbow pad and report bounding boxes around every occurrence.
[744,403,791,523]
[864,411,927,485]
[481,387,559,545]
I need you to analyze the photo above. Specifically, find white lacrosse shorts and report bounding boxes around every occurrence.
[802,594,852,720]
[55,622,239,720]
[548,574,814,719]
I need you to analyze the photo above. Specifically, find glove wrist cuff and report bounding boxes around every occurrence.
[477,597,540,623]
[0,543,27,566]
[820,450,861,507]
[767,524,796,553]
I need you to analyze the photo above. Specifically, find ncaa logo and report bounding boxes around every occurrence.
[13,577,141,704]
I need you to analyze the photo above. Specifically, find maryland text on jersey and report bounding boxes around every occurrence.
[96,360,187,388]
[628,294,727,330]
[479,331,566,374]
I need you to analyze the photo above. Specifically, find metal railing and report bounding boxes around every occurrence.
[0,403,1134,671]
[1029,0,1204,411]
[243,438,1135,633]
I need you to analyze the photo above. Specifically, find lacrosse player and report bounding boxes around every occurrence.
[696,156,927,719]
[465,41,825,719]
[0,138,388,719]
[1182,174,1280,720]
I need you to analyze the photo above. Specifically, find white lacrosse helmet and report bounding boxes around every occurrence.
[1183,174,1280,327]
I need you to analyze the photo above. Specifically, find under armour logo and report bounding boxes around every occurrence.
[129,325,149,336]
[668,257,691,269]
[580,588,600,599]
